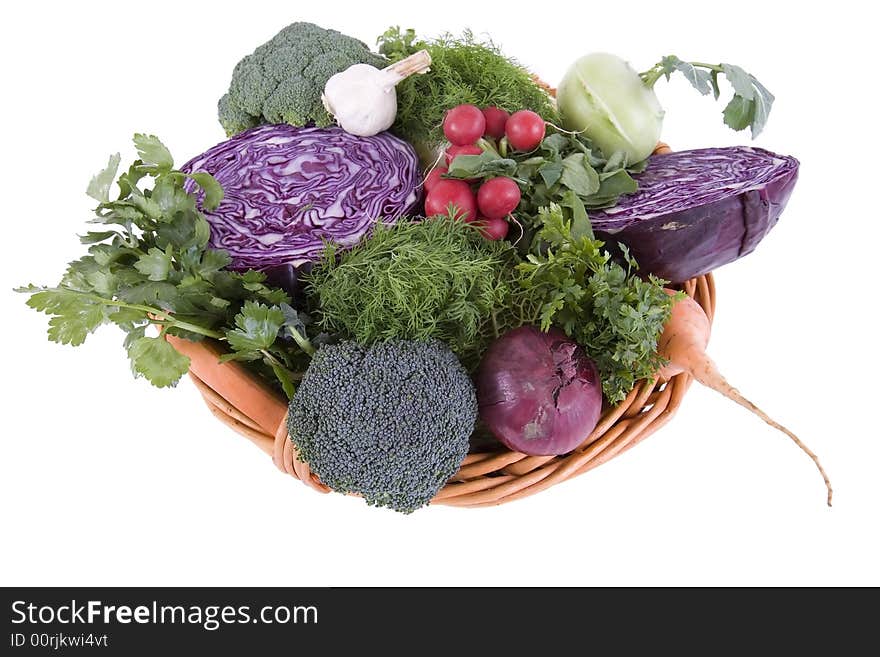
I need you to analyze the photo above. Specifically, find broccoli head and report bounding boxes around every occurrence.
[287,339,477,513]
[218,22,388,136]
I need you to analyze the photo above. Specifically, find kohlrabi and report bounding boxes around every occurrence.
[557,53,774,164]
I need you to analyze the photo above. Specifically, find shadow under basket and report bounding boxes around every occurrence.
[166,268,716,509]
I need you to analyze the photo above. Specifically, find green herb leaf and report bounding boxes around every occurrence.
[21,135,315,396]
[133,134,174,171]
[268,358,297,399]
[517,204,674,402]
[25,288,109,346]
[226,301,285,352]
[134,246,173,282]
[79,231,120,244]
[126,335,190,387]
[86,153,121,204]
[187,172,224,211]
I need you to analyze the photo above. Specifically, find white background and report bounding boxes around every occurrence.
[2,0,878,586]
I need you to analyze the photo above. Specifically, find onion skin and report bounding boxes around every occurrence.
[477,326,603,456]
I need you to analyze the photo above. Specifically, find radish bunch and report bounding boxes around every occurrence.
[423,104,546,240]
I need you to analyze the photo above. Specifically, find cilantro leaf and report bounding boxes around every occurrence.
[20,134,314,396]
[187,172,224,211]
[133,134,174,171]
[134,246,173,281]
[126,335,190,387]
[151,176,196,216]
[197,249,232,277]
[225,301,285,352]
[86,153,121,204]
[22,288,108,346]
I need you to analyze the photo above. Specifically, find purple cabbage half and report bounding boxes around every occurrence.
[181,124,420,284]
[590,146,799,283]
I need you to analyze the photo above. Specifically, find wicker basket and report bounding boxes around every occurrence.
[166,148,716,507]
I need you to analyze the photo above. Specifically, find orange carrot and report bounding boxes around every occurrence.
[658,292,833,506]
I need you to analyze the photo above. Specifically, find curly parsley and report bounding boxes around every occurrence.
[517,204,679,402]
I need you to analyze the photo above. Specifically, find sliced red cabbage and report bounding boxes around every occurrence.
[181,124,420,274]
[590,146,799,283]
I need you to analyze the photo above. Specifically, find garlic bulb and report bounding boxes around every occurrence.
[322,50,431,137]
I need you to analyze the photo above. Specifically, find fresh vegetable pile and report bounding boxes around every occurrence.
[19,22,831,511]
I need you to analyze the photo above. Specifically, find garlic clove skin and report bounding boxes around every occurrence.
[323,64,398,137]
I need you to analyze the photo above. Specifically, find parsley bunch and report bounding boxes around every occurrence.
[518,205,679,403]
[18,135,314,395]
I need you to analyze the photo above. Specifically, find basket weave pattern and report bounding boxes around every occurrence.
[178,266,715,508]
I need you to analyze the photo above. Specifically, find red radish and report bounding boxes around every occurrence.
[477,177,521,219]
[446,144,483,167]
[443,104,486,146]
[475,216,509,240]
[423,166,448,193]
[424,179,477,222]
[482,106,510,139]
[505,110,546,151]
[658,291,833,506]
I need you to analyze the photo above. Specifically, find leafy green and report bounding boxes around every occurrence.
[18,135,315,394]
[444,130,643,251]
[377,27,557,148]
[127,335,191,388]
[308,216,538,370]
[517,204,678,403]
[86,153,121,204]
[641,56,774,138]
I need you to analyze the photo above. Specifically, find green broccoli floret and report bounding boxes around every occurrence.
[218,22,388,136]
[287,339,477,513]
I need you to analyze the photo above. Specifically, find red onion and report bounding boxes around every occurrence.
[477,326,603,456]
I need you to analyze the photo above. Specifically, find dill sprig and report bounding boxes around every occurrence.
[378,27,558,148]
[307,216,538,369]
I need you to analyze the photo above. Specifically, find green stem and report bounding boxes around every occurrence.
[477,137,500,158]
[260,349,290,371]
[286,326,316,357]
[42,286,225,340]
[688,61,723,72]
[640,60,722,88]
